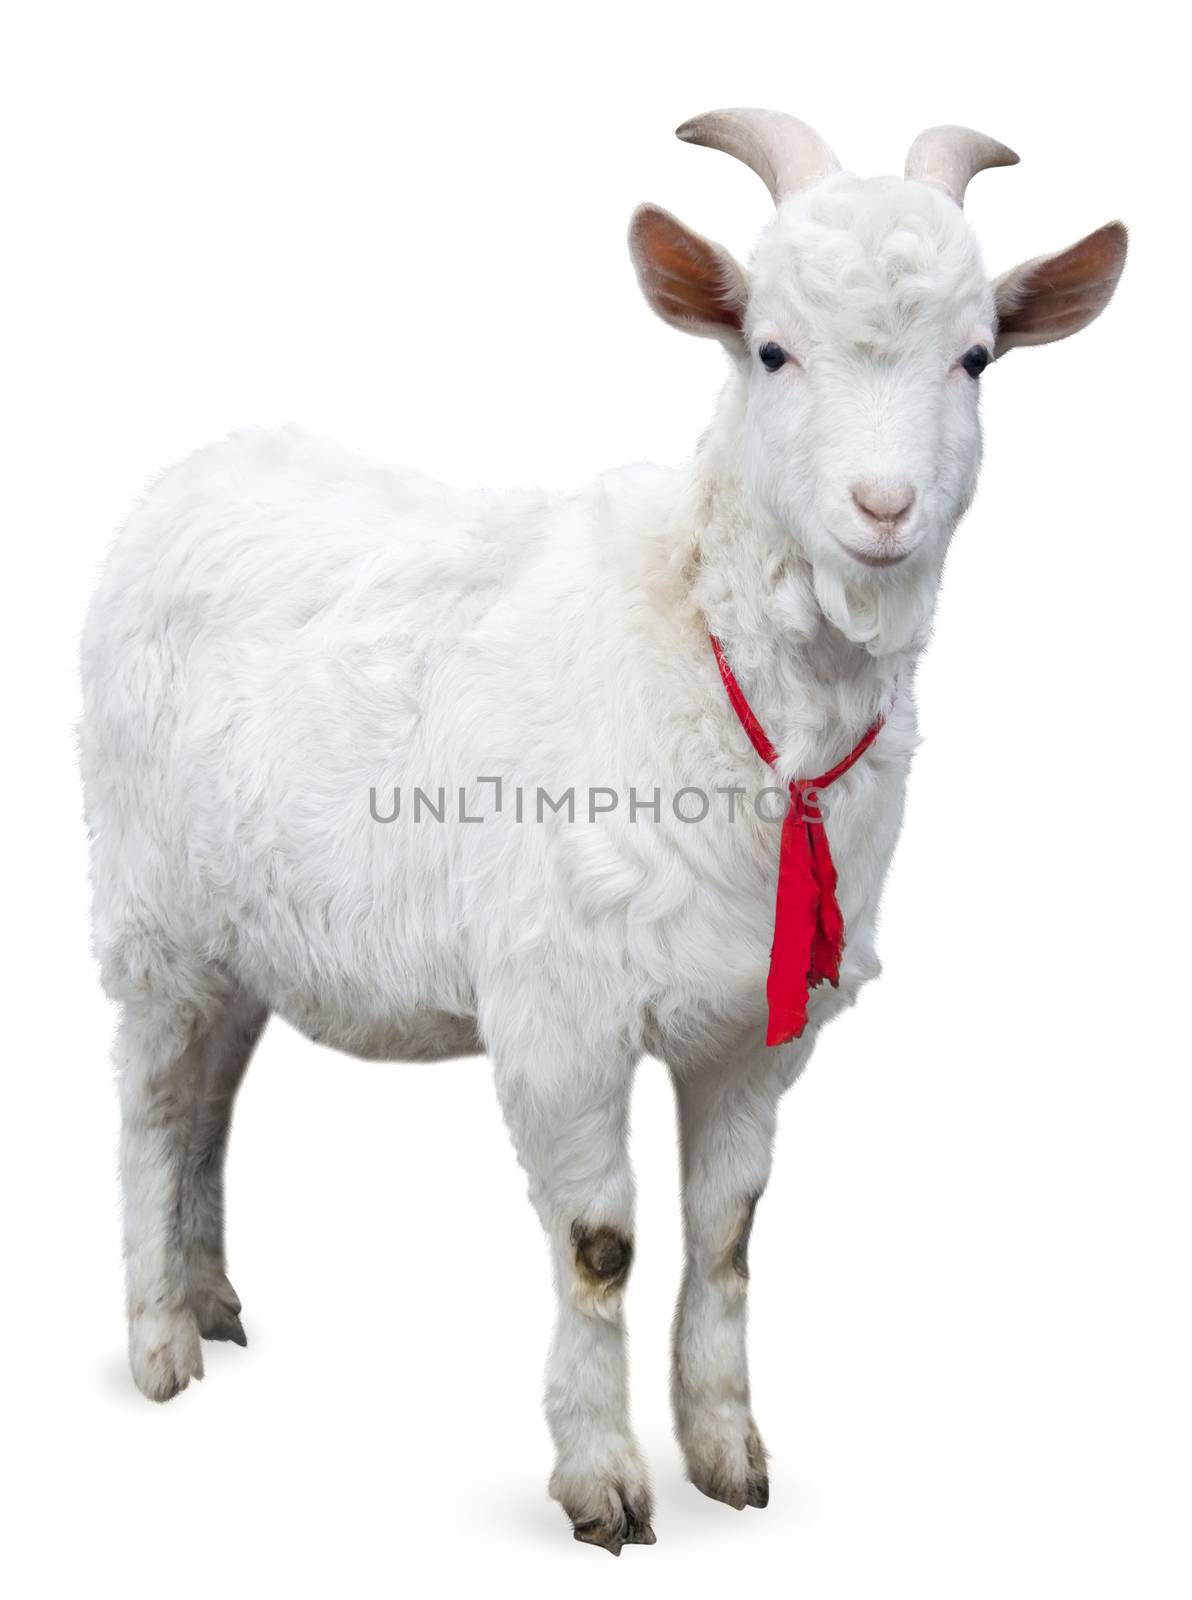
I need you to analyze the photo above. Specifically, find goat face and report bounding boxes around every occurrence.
[741,173,991,580]
[631,111,1126,638]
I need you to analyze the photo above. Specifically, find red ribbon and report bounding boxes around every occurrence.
[709,634,885,1046]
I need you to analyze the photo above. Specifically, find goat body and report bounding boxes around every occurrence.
[83,426,911,1056]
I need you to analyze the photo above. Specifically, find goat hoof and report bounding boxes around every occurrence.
[129,1306,204,1401]
[200,1307,247,1345]
[692,1472,769,1511]
[571,1494,656,1555]
[622,1504,658,1546]
[685,1419,769,1510]
[557,1467,656,1554]
[189,1271,247,1344]
[746,1472,770,1509]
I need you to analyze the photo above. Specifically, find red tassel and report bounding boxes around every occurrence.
[709,635,885,1046]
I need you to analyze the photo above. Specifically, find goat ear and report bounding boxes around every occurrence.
[629,204,748,348]
[993,222,1127,357]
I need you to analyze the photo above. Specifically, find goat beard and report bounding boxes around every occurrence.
[811,560,939,657]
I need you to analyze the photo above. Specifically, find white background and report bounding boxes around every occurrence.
[2,3,1187,1596]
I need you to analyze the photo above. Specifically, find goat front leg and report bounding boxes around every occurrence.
[489,1022,653,1555]
[669,1038,800,1510]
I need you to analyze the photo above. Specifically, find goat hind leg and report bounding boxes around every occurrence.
[117,995,208,1401]
[180,992,267,1345]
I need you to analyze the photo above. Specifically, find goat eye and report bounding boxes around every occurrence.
[758,341,787,372]
[961,345,991,378]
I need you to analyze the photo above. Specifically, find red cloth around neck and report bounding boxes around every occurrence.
[709,634,885,1045]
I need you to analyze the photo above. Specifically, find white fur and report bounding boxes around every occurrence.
[80,149,1120,1547]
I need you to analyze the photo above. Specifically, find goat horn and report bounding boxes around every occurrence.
[904,125,1019,206]
[676,108,841,204]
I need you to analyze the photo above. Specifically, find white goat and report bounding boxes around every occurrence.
[81,109,1125,1552]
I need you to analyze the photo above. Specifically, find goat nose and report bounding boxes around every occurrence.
[852,482,915,527]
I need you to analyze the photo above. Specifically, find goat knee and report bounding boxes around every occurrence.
[570,1221,633,1318]
[694,1192,763,1301]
